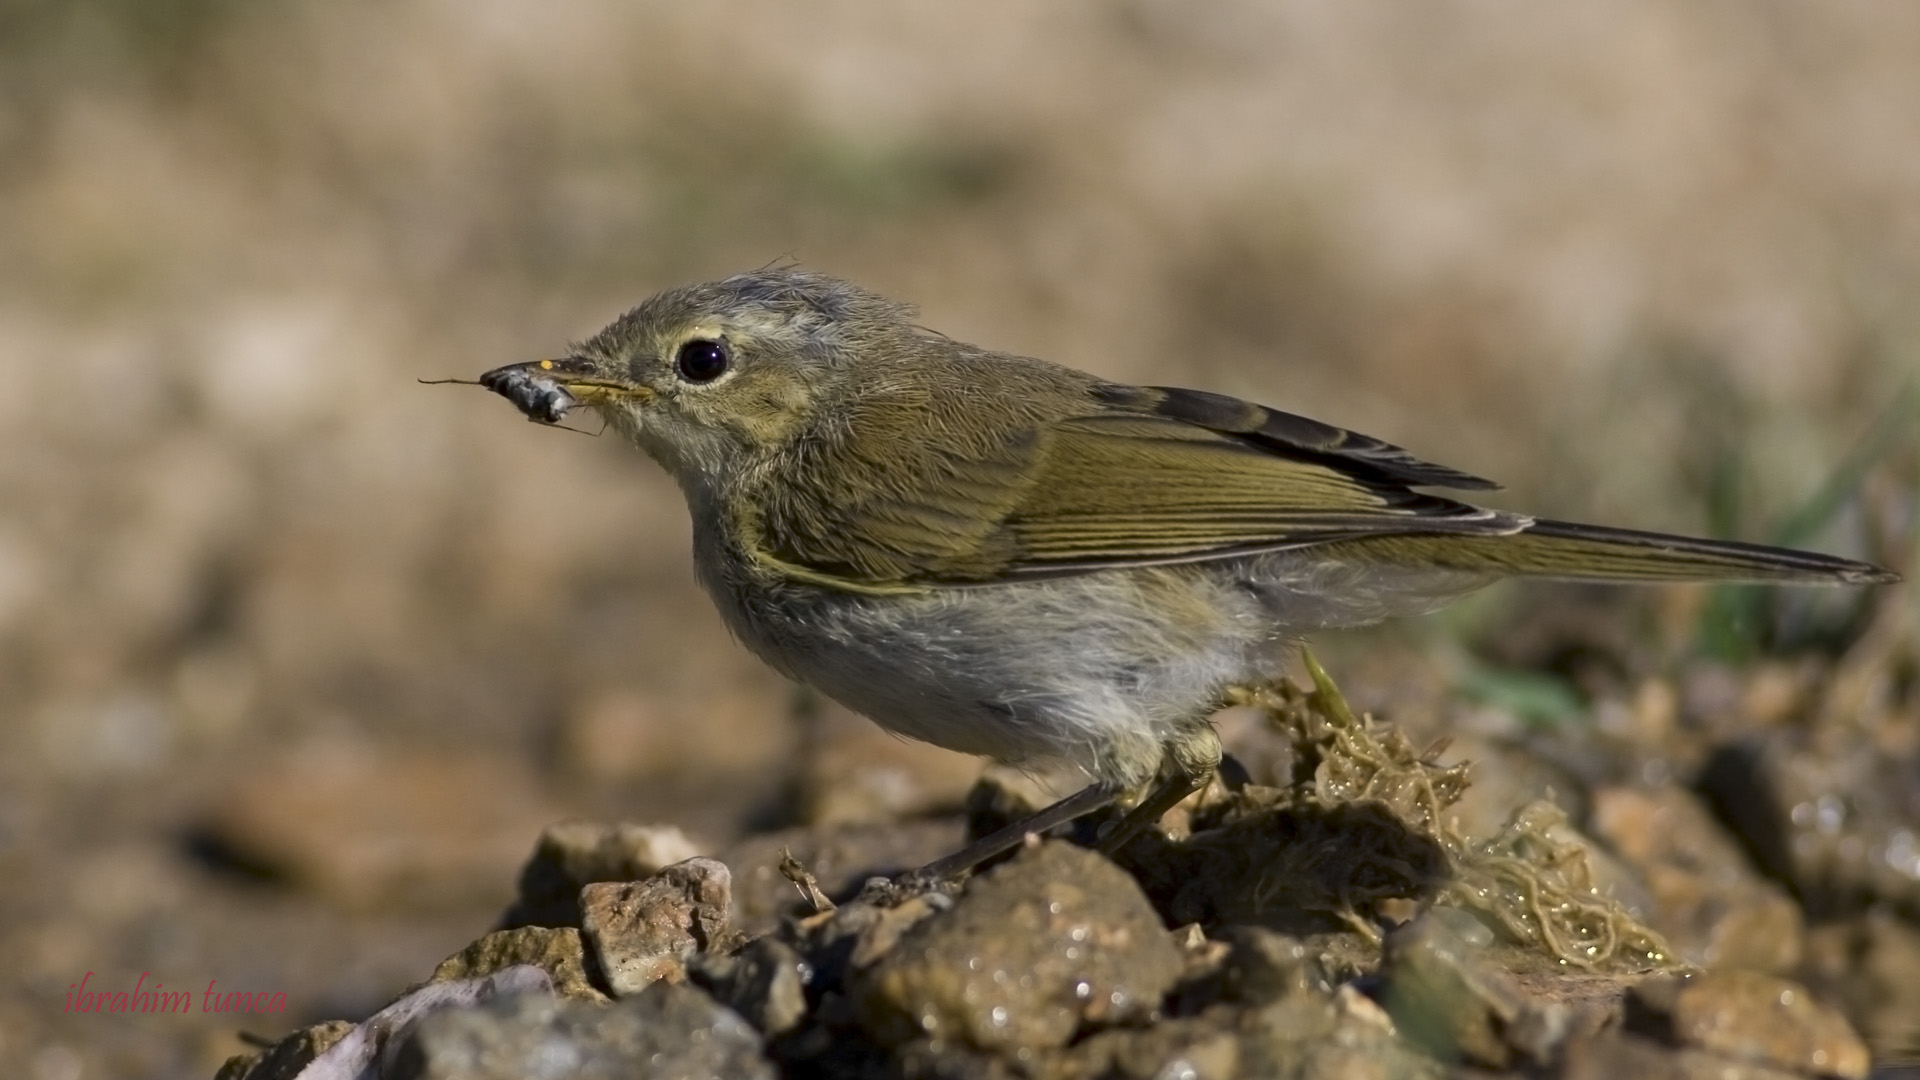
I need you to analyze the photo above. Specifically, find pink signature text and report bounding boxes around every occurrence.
[64,972,288,1015]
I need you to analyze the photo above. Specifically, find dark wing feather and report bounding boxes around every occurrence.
[1098,384,1501,491]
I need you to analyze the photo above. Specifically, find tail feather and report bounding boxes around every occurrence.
[1353,518,1899,586]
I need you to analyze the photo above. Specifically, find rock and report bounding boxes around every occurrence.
[1050,1011,1244,1080]
[1800,909,1920,1062]
[853,841,1184,1052]
[689,935,812,1037]
[1627,971,1870,1079]
[208,671,1912,1080]
[1169,921,1234,988]
[1440,732,1588,845]
[1379,908,1634,1069]
[886,1040,1027,1079]
[722,818,966,937]
[780,891,951,1013]
[1238,985,1440,1080]
[502,820,704,929]
[383,980,774,1080]
[1589,784,1804,972]
[429,925,606,1002]
[1203,925,1375,1007]
[1561,1030,1809,1080]
[214,1020,354,1080]
[1700,732,1920,917]
[580,857,734,996]
[283,968,557,1080]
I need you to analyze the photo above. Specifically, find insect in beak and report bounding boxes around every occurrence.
[426,359,652,425]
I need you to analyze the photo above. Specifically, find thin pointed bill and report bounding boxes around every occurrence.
[478,359,653,424]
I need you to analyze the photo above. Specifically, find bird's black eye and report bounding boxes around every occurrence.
[675,339,730,383]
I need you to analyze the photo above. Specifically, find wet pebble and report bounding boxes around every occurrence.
[1628,971,1869,1079]
[1701,733,1920,916]
[689,935,812,1037]
[1051,1012,1244,1080]
[1799,909,1920,1062]
[1239,985,1436,1080]
[1560,1029,1809,1080]
[853,841,1184,1051]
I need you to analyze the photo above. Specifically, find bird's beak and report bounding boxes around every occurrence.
[478,358,654,425]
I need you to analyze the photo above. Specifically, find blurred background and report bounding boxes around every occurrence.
[1,2,1915,1075]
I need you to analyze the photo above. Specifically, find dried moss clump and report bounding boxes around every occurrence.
[1196,654,1679,973]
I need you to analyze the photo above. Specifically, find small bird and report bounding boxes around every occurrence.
[477,269,1898,883]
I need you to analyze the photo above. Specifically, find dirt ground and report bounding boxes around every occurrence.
[1,3,1915,1077]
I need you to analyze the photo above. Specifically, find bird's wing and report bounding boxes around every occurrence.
[1106,384,1502,492]
[748,382,1529,591]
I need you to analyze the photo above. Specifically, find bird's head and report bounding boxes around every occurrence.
[481,269,918,487]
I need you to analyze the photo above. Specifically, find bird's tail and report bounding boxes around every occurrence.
[1352,518,1899,586]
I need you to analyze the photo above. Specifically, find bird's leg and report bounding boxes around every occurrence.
[1092,769,1209,856]
[1096,725,1224,857]
[880,726,1223,898]
[890,780,1124,892]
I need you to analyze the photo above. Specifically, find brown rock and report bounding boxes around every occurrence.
[885,1040,1027,1079]
[1800,909,1920,1062]
[775,890,949,1008]
[854,841,1184,1052]
[1590,785,1804,972]
[502,820,704,929]
[1629,972,1870,1079]
[1701,732,1920,917]
[1562,1030,1808,1080]
[1440,733,1588,845]
[690,935,812,1037]
[215,1020,355,1080]
[844,895,951,970]
[429,925,607,1002]
[1053,1011,1244,1080]
[580,857,733,997]
[1236,986,1439,1080]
